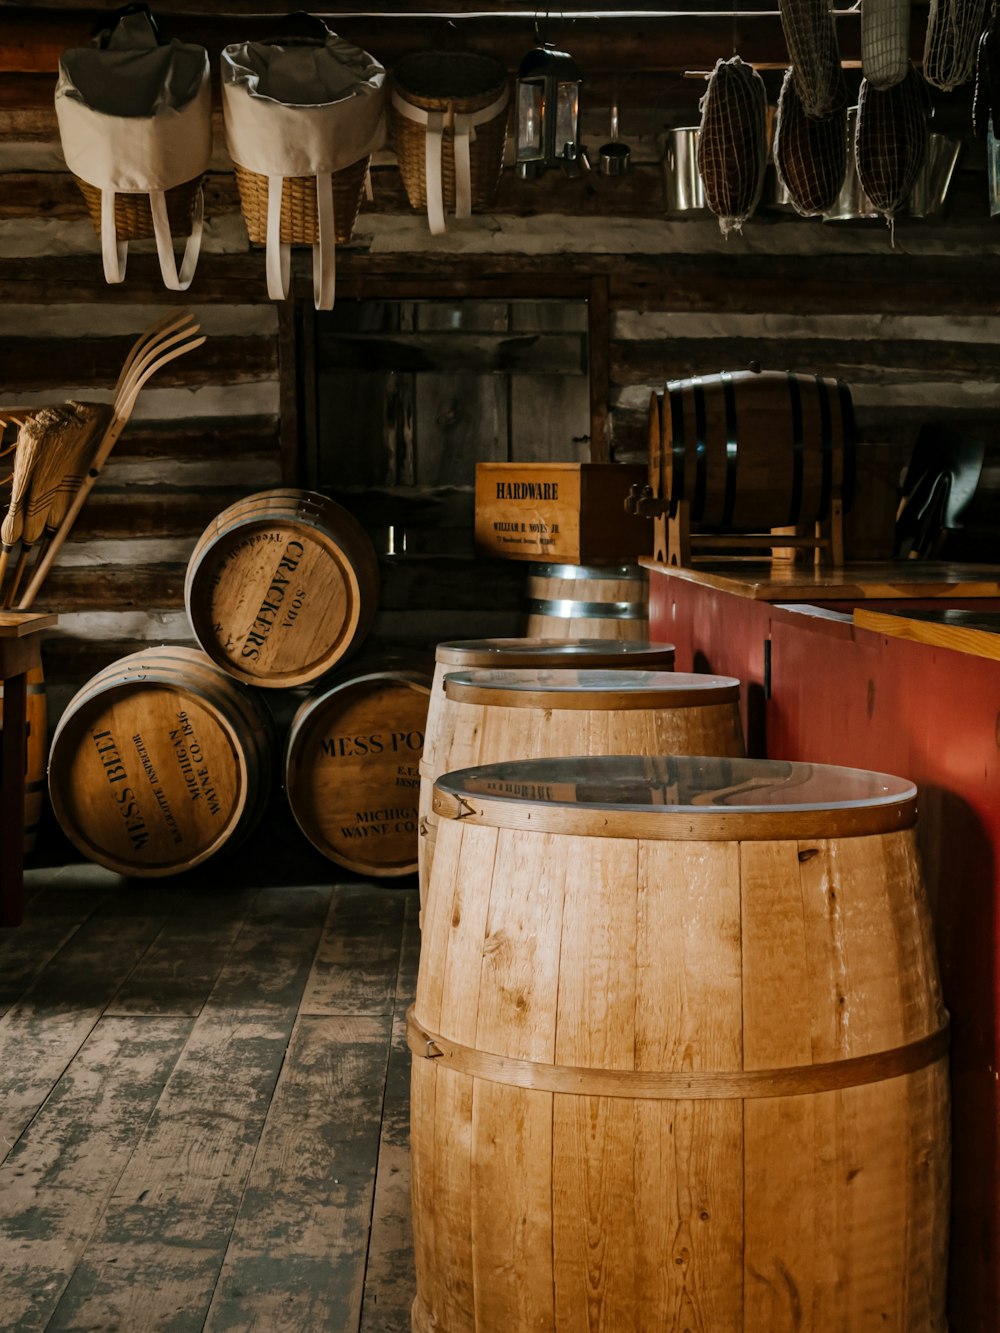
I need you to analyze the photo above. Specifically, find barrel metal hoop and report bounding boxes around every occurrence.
[525,598,646,620]
[529,563,643,581]
[721,370,738,528]
[407,1008,950,1101]
[667,379,686,520]
[787,371,804,525]
[816,374,834,522]
[838,378,858,512]
[692,375,708,521]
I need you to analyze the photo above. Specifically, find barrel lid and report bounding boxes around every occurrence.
[432,754,917,840]
[442,668,739,710]
[435,638,676,669]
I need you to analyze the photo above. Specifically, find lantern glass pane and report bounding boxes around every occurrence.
[517,81,544,160]
[555,81,579,155]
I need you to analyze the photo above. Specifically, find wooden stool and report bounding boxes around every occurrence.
[0,612,56,926]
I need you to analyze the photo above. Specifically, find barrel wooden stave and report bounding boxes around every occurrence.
[285,668,430,877]
[649,370,852,532]
[524,563,649,641]
[412,799,949,1332]
[185,488,379,688]
[48,647,273,877]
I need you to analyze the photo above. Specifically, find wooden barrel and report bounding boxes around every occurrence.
[0,664,46,853]
[419,667,743,906]
[411,754,950,1332]
[184,488,380,688]
[524,562,648,639]
[48,647,274,877]
[648,369,857,530]
[285,666,431,877]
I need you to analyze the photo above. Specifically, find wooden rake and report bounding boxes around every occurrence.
[14,310,205,611]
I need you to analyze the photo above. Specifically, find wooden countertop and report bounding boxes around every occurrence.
[853,607,1000,662]
[640,558,1000,602]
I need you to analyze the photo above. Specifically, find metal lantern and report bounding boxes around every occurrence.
[514,45,582,178]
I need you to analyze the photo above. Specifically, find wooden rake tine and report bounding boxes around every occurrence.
[111,310,193,408]
[17,326,206,611]
[114,316,202,418]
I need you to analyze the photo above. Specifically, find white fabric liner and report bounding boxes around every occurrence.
[222,32,386,310]
[55,11,211,291]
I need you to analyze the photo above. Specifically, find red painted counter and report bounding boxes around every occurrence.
[648,561,1000,1332]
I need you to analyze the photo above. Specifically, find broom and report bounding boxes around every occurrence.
[16,310,205,611]
[0,414,47,602]
[3,401,113,607]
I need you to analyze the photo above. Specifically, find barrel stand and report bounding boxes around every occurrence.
[0,612,55,926]
[654,499,845,568]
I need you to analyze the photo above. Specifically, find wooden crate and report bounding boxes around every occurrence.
[474,462,648,563]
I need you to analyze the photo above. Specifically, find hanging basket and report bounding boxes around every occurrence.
[55,9,212,291]
[75,174,203,243]
[222,26,386,310]
[389,51,509,234]
[233,157,370,248]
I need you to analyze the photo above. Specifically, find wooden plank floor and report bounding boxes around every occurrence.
[0,823,418,1333]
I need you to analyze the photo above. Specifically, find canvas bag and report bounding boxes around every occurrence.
[221,27,386,310]
[55,8,212,290]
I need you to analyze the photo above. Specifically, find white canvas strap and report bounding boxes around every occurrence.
[264,174,338,310]
[391,86,508,235]
[100,185,204,290]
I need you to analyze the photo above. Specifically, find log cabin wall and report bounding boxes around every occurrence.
[3,7,1000,1330]
[2,0,999,726]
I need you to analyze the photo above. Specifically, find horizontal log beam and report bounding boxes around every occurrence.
[0,334,277,393]
[612,337,1000,383]
[114,418,281,460]
[0,252,996,315]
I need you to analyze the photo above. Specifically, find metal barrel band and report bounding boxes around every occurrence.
[407,1008,949,1101]
[525,598,645,620]
[530,562,642,581]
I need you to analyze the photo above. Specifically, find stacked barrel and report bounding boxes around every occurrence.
[49,488,429,878]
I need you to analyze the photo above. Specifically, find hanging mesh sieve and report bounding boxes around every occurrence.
[774,68,848,215]
[696,56,768,236]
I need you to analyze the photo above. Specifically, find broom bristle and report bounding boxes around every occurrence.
[21,401,113,546]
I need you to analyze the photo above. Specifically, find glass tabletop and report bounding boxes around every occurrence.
[442,668,736,693]
[436,754,915,813]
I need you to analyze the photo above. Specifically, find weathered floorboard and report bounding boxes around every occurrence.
[300,885,408,1018]
[0,912,165,1165]
[45,890,330,1331]
[361,891,420,1333]
[0,1015,193,1329]
[203,1013,394,1333]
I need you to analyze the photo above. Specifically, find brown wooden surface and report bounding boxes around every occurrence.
[0,861,419,1333]
[641,558,1000,602]
[853,607,1000,661]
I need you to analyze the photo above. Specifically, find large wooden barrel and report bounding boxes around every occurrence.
[184,488,380,688]
[648,369,857,530]
[419,667,743,905]
[48,647,274,877]
[524,562,648,639]
[411,754,950,1332]
[285,666,430,877]
[0,664,46,853]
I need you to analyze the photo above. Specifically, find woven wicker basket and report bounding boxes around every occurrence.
[234,156,370,247]
[75,175,203,242]
[389,51,509,213]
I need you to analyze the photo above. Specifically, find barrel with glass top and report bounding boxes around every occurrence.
[411,754,949,1333]
[418,666,743,904]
